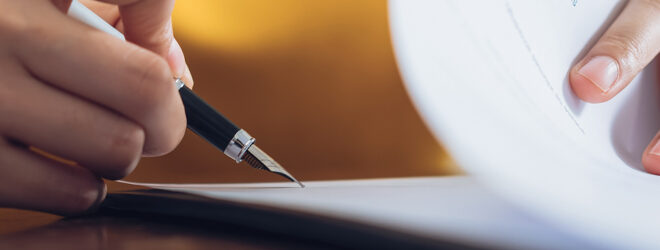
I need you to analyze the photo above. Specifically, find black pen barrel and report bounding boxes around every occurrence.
[178,85,240,152]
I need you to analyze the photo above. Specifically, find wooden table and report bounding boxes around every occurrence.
[0,209,325,249]
[0,185,473,250]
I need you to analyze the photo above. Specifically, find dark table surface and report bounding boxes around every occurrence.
[0,210,332,250]
[0,189,477,250]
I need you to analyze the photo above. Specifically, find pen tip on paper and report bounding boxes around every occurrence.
[243,145,304,188]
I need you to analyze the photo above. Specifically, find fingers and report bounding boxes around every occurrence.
[1,71,144,179]
[0,139,106,215]
[643,130,660,175]
[14,2,185,156]
[569,1,660,175]
[570,0,660,103]
[75,0,193,86]
[95,0,192,85]
[641,61,660,174]
[100,0,175,58]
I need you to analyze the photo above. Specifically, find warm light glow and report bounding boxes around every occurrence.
[172,0,385,52]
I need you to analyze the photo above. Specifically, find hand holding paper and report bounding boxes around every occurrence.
[391,0,660,248]
[568,0,660,174]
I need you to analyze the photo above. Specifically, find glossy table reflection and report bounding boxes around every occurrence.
[0,187,475,250]
[0,214,331,250]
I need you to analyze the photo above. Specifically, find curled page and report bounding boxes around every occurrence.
[391,0,659,248]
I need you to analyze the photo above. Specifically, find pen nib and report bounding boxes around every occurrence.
[242,145,305,188]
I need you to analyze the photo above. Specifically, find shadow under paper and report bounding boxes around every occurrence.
[611,60,660,172]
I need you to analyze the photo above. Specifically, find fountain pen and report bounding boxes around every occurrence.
[176,79,304,187]
[68,0,303,187]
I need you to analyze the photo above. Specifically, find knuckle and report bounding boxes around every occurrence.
[123,49,183,157]
[145,25,174,56]
[600,32,645,64]
[0,12,31,47]
[103,123,144,180]
[160,123,185,155]
[143,115,185,157]
[161,104,186,154]
[133,53,175,115]
[1,5,64,46]
[0,3,28,33]
[637,0,660,10]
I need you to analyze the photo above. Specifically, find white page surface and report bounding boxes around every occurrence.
[390,0,659,248]
[122,177,596,249]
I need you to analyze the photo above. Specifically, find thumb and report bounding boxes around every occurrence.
[570,0,660,103]
[103,0,174,58]
[98,0,193,87]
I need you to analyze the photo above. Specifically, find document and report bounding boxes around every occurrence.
[116,0,659,249]
[121,177,595,249]
[390,0,660,249]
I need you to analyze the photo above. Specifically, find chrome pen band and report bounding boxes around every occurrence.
[175,78,185,90]
[224,129,256,163]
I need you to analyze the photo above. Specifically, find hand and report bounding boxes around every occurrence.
[0,0,192,215]
[569,0,660,173]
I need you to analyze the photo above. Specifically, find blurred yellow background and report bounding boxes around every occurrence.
[123,0,459,184]
[0,0,460,233]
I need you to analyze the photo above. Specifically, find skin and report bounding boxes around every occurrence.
[569,0,660,173]
[0,0,193,215]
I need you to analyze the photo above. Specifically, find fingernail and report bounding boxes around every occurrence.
[577,56,619,92]
[80,179,107,216]
[168,38,186,78]
[650,140,660,157]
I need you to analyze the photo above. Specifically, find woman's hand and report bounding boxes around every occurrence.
[569,0,660,173]
[0,0,192,215]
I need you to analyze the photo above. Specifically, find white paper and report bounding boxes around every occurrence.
[390,0,660,249]
[122,177,597,249]
[117,1,658,248]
